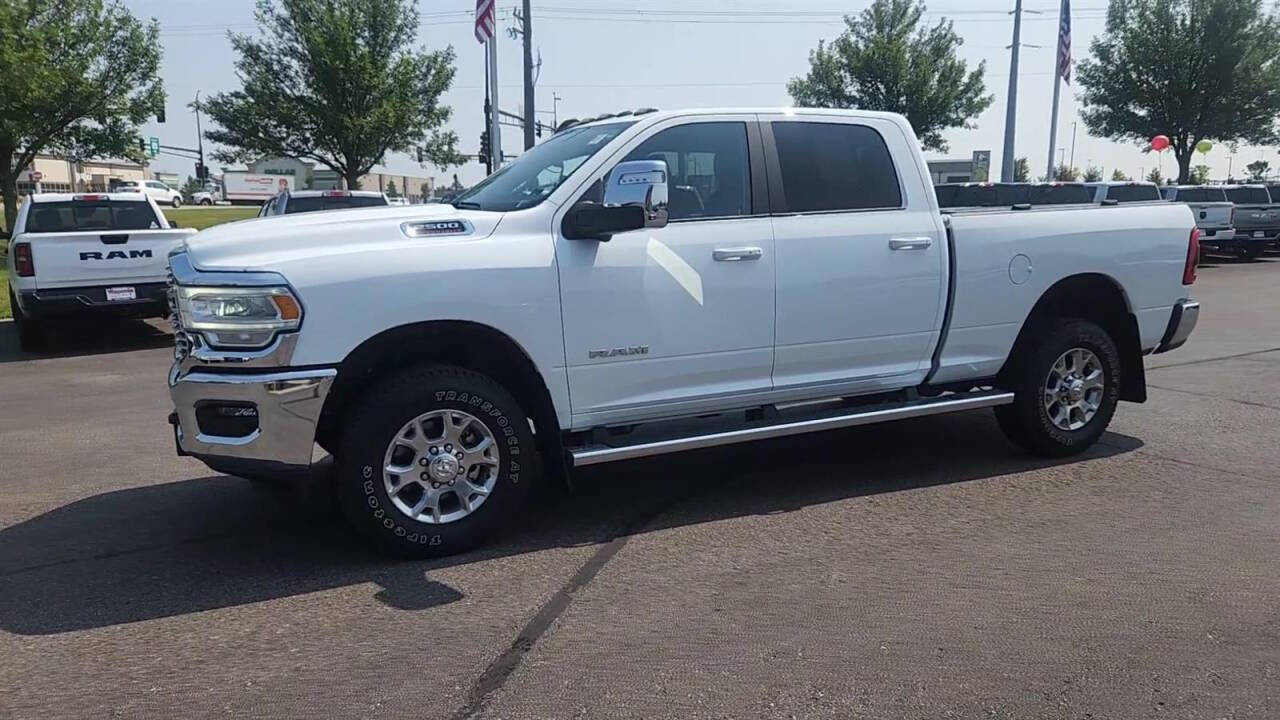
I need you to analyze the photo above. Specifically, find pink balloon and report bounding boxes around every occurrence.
[1151,135,1170,152]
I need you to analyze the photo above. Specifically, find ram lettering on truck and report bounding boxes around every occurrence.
[80,249,154,260]
[166,108,1200,558]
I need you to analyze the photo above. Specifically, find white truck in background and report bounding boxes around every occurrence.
[192,172,295,206]
[5,193,195,349]
[165,108,1201,558]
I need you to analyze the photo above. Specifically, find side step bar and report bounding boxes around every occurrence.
[569,390,1014,467]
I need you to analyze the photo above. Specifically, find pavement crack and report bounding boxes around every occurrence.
[1147,383,1280,413]
[1147,346,1280,371]
[449,488,697,720]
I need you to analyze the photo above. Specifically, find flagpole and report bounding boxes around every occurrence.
[1047,0,1069,181]
[1046,78,1061,181]
[487,38,502,170]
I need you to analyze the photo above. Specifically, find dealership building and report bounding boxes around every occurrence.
[13,154,149,195]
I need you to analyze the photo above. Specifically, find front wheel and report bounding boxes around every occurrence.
[199,198,212,206]
[995,318,1121,457]
[336,365,540,558]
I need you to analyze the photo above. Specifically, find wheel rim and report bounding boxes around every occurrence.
[1043,348,1105,431]
[382,409,500,525]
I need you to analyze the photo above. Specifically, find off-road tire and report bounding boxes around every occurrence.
[995,318,1121,457]
[336,365,540,558]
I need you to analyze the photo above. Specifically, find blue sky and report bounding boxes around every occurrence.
[129,0,1277,186]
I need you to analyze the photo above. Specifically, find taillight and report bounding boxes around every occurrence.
[14,242,34,277]
[1183,228,1199,285]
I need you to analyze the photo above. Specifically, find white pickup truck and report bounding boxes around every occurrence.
[6,193,195,350]
[166,108,1201,557]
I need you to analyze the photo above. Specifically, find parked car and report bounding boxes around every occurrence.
[388,196,411,206]
[167,108,1200,557]
[4,192,195,350]
[256,189,389,216]
[1221,184,1280,258]
[113,179,184,208]
[1085,181,1162,204]
[1161,185,1239,257]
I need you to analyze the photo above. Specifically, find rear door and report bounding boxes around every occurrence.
[763,114,947,394]
[21,198,184,288]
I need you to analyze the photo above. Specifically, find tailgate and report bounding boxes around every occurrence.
[23,230,191,289]
[1191,204,1232,229]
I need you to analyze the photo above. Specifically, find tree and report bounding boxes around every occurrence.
[1190,164,1211,183]
[1083,165,1104,182]
[202,0,463,191]
[1246,159,1270,181]
[1111,168,1130,181]
[385,180,399,198]
[1077,0,1280,184]
[1054,164,1082,182]
[787,0,992,152]
[179,175,202,198]
[0,0,163,232]
[1147,167,1164,184]
[1013,157,1030,182]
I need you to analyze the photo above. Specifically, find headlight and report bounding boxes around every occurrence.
[177,285,302,349]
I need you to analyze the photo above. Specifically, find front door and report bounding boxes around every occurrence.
[764,115,947,395]
[556,117,776,428]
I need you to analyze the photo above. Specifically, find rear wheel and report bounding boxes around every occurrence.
[995,318,1121,457]
[335,365,540,558]
[171,196,182,208]
[10,289,45,352]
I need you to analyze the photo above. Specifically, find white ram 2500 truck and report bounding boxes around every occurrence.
[166,109,1201,557]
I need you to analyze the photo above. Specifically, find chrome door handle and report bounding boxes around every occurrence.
[889,237,933,251]
[713,247,763,261]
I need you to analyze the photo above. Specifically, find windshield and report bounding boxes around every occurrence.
[452,121,636,211]
[284,195,388,214]
[1225,187,1271,204]
[24,200,161,233]
[1105,184,1160,202]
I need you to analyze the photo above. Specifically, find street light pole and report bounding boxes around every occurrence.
[1000,0,1025,182]
[193,91,205,180]
[1069,121,1077,170]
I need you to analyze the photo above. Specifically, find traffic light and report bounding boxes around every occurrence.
[138,137,147,154]
[479,130,490,160]
[415,146,424,163]
[196,163,208,180]
[157,105,165,123]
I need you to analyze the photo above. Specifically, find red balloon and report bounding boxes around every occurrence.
[1151,134,1170,152]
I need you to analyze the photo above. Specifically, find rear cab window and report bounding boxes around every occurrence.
[1225,187,1271,204]
[1176,188,1227,203]
[1026,184,1093,205]
[284,195,388,214]
[1104,184,1161,202]
[22,200,161,233]
[771,121,902,212]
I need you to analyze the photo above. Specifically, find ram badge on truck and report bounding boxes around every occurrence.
[166,108,1200,557]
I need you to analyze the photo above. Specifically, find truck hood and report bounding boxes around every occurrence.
[182,204,505,272]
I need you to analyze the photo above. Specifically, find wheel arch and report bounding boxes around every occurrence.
[316,320,567,484]
[998,273,1146,403]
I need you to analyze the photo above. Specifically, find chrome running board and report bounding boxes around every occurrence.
[569,390,1014,467]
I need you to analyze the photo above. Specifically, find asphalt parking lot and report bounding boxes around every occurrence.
[1,258,1278,719]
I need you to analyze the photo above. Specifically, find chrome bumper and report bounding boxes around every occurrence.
[169,365,336,468]
[1155,300,1200,354]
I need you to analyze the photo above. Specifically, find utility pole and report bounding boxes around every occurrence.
[193,91,206,181]
[1068,121,1078,171]
[1000,0,1025,182]
[521,0,535,150]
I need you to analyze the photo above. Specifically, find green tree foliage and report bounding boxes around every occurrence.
[787,0,992,152]
[1245,159,1270,181]
[1111,168,1130,181]
[1013,157,1030,182]
[1083,165,1104,182]
[385,179,399,197]
[0,0,163,231]
[1077,0,1280,184]
[1054,164,1082,181]
[1147,167,1164,184]
[203,0,463,191]
[1190,164,1211,183]
[179,175,203,198]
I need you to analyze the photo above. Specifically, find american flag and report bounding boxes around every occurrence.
[1057,0,1072,83]
[475,0,496,44]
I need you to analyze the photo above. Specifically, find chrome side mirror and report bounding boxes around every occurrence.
[603,159,669,229]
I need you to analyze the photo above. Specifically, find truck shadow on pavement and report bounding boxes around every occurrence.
[0,316,172,363]
[0,412,1142,636]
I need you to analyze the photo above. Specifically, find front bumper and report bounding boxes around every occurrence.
[19,282,168,318]
[169,365,336,469]
[1154,300,1199,354]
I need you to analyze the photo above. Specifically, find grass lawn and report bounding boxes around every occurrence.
[162,206,259,230]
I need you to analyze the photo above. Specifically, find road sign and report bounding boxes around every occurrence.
[148,136,160,158]
[30,171,42,182]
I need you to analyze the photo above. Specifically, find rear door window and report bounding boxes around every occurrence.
[283,195,389,214]
[22,200,161,233]
[771,122,902,212]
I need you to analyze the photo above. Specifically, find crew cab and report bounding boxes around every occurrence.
[256,189,389,216]
[1161,185,1237,256]
[1221,184,1279,258]
[166,108,1200,557]
[6,193,195,350]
